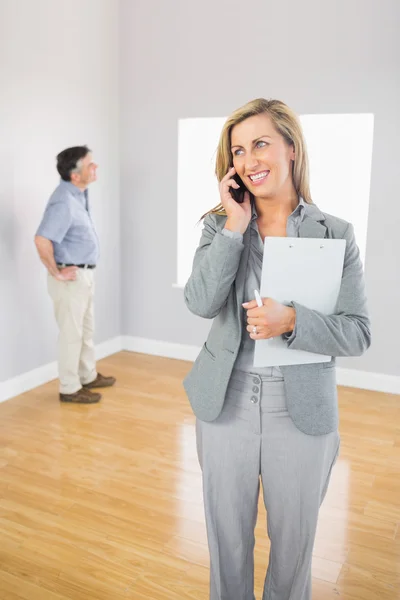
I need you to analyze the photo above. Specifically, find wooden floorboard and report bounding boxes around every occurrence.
[0,351,399,599]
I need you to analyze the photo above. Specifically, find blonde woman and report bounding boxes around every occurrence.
[183,98,371,600]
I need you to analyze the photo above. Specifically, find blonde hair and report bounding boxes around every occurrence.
[202,98,312,219]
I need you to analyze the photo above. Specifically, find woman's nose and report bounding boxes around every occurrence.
[245,155,259,172]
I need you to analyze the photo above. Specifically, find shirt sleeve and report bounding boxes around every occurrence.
[36,201,73,244]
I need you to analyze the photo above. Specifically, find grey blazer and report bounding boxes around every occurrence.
[183,203,371,436]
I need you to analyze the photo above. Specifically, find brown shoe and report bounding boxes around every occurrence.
[82,373,116,389]
[60,388,102,404]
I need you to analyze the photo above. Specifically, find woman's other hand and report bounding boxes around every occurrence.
[243,297,296,339]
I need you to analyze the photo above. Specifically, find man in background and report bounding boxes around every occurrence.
[34,146,115,404]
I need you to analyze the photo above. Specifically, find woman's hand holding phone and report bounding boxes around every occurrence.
[219,167,252,235]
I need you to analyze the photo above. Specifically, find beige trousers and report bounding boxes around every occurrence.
[47,269,97,394]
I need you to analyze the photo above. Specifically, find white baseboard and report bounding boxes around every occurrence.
[123,336,400,397]
[96,336,123,361]
[336,367,400,395]
[1,336,399,404]
[0,360,59,404]
[121,336,200,362]
[0,336,123,404]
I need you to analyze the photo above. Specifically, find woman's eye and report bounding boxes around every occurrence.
[233,149,244,156]
[256,140,267,148]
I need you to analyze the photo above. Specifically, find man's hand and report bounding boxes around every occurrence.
[55,266,78,281]
[242,297,296,339]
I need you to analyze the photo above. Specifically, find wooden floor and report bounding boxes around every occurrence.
[0,352,399,600]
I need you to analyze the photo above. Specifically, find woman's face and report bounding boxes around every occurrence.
[231,113,295,200]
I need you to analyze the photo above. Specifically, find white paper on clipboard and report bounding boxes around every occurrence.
[253,237,346,367]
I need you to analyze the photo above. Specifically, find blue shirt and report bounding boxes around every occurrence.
[36,180,100,265]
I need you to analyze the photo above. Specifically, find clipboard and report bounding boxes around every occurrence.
[253,237,346,367]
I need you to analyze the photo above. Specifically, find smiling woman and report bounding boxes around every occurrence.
[231,117,295,202]
[182,98,371,600]
[203,99,312,221]
[176,111,373,288]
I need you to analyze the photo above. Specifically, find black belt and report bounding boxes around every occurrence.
[57,263,96,269]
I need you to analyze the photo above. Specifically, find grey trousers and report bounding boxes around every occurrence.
[196,368,340,600]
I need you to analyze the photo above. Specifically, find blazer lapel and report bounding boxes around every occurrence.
[299,203,327,238]
[299,218,326,238]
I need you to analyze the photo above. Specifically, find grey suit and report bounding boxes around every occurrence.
[183,202,371,600]
[183,202,371,436]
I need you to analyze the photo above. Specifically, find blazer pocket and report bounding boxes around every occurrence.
[183,342,217,396]
[203,342,216,361]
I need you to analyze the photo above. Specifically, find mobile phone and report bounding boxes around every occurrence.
[230,173,246,203]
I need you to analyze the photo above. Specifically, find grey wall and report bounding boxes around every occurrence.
[0,0,120,382]
[120,0,400,377]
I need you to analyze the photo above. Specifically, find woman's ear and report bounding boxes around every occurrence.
[290,144,295,161]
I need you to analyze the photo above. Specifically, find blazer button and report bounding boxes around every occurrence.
[252,386,259,393]
[251,396,258,404]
